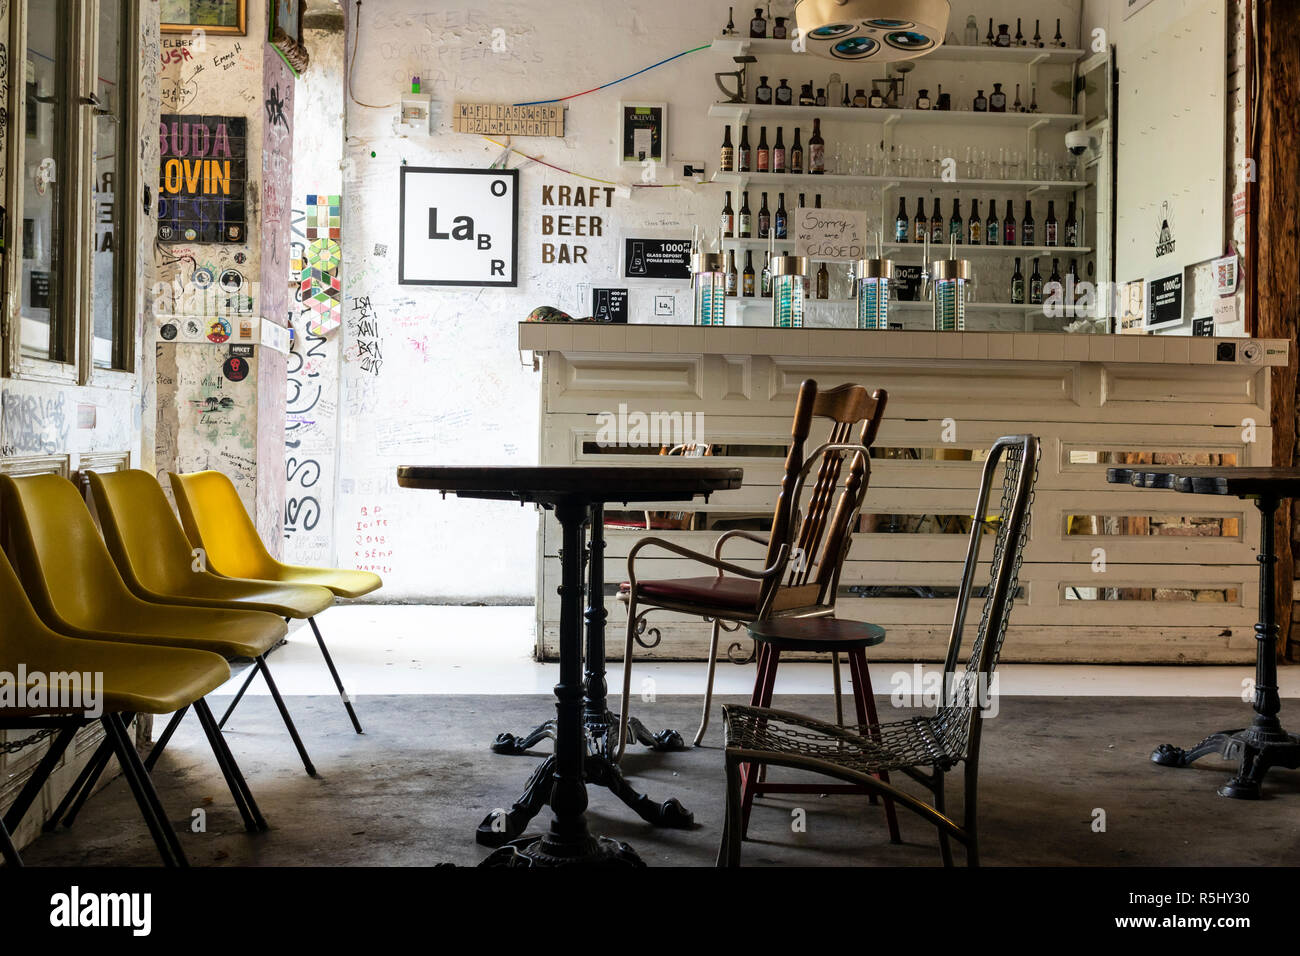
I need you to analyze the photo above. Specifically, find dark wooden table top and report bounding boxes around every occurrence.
[1107,466,1300,498]
[396,464,744,504]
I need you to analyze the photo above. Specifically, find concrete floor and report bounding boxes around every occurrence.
[12,606,1300,867]
[16,692,1300,867]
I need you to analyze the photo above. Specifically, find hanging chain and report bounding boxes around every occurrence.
[0,728,58,755]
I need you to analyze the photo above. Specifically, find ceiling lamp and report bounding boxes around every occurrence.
[792,0,950,62]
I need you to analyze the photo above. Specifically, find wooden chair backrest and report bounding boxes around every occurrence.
[761,380,888,614]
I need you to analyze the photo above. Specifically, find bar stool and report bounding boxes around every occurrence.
[739,616,900,842]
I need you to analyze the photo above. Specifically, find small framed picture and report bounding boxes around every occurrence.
[161,0,247,35]
[620,102,667,167]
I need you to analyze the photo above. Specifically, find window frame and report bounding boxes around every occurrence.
[2,0,140,387]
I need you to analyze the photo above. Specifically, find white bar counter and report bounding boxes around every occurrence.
[522,322,1289,664]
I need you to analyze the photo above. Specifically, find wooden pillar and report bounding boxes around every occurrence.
[1252,0,1300,659]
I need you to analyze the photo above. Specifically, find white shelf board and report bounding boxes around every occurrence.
[709,102,1080,128]
[723,297,1050,312]
[710,36,1084,65]
[712,171,1086,191]
[715,238,1093,260]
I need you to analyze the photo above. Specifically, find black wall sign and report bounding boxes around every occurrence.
[592,288,629,323]
[893,264,923,301]
[1148,273,1183,329]
[1191,316,1214,337]
[623,238,692,280]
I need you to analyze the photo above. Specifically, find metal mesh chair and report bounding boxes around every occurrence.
[718,434,1040,867]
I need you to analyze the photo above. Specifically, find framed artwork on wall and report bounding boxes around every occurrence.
[161,0,247,35]
[619,102,667,167]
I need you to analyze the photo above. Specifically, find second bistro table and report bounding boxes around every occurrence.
[1109,466,1300,798]
[396,464,744,866]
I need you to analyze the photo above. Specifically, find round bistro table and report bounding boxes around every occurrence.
[1109,466,1300,798]
[396,464,744,866]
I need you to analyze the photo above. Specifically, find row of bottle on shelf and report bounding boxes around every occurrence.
[719,190,1084,249]
[747,75,1041,114]
[717,248,1093,309]
[721,122,826,174]
[722,5,1071,49]
[893,197,1083,248]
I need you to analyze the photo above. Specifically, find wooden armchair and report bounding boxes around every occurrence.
[616,379,888,760]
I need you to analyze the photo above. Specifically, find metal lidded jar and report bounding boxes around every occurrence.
[771,254,808,328]
[692,252,727,326]
[926,257,974,331]
[856,257,894,330]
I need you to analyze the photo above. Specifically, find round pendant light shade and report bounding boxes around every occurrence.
[793,0,950,61]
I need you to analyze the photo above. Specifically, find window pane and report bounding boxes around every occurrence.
[20,0,70,362]
[92,0,128,369]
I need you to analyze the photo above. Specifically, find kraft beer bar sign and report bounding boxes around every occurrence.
[399,167,519,287]
[158,114,247,243]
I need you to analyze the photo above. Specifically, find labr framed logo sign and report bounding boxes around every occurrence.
[398,166,519,287]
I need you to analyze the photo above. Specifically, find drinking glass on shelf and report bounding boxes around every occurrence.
[963,145,975,179]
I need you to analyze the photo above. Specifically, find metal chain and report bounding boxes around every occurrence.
[0,728,58,755]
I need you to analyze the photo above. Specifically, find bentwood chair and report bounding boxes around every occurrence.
[0,544,236,866]
[0,474,293,830]
[170,470,382,734]
[718,434,1040,867]
[618,380,887,759]
[88,471,337,732]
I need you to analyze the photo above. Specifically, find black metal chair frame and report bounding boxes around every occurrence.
[0,702,259,867]
[717,434,1040,867]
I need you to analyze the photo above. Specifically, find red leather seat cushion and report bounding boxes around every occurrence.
[628,576,761,612]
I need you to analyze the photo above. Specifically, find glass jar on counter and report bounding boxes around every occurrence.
[771,255,808,328]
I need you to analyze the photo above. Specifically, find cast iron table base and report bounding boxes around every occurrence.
[1111,467,1300,798]
[397,465,740,865]
[479,504,693,853]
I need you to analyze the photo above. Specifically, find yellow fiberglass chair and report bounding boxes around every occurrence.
[0,473,309,831]
[0,543,236,867]
[86,470,348,734]
[170,469,382,732]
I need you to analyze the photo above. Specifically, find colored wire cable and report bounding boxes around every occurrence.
[513,44,710,106]
[480,137,680,188]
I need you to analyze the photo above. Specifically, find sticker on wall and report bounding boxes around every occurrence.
[192,266,214,289]
[1191,316,1214,337]
[591,288,629,323]
[206,317,232,343]
[1154,201,1176,259]
[1146,274,1183,330]
[160,322,179,341]
[299,238,343,335]
[1213,253,1238,296]
[399,167,518,287]
[219,268,243,291]
[224,344,253,383]
[623,238,691,280]
[157,114,247,244]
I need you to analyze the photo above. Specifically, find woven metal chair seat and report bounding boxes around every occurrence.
[723,703,966,776]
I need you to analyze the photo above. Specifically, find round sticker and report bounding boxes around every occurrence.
[184,228,197,241]
[192,268,214,289]
[184,319,202,337]
[223,355,250,382]
[160,323,178,341]
[219,269,243,292]
[206,317,232,343]
[233,252,247,265]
